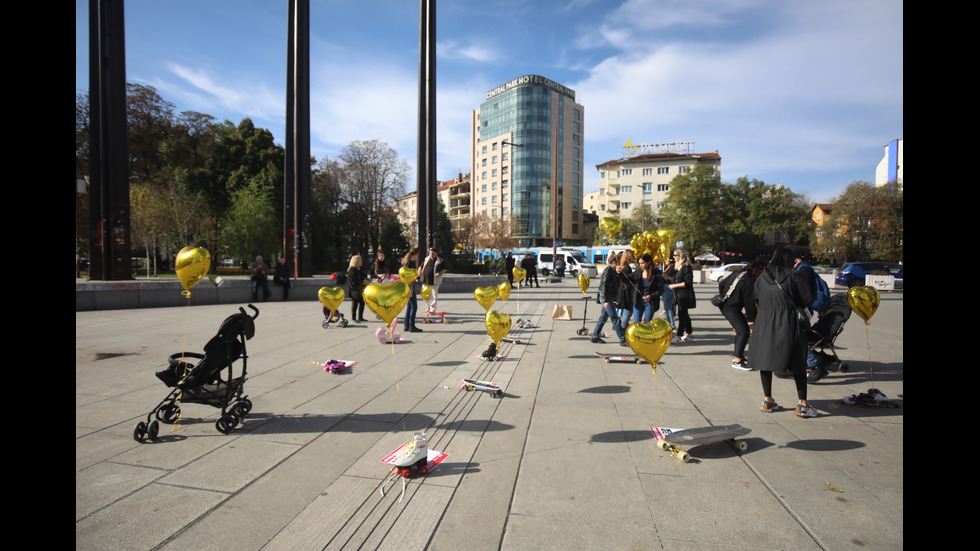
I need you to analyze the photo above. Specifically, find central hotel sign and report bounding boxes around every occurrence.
[485,75,576,101]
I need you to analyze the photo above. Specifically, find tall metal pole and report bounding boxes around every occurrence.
[88,0,131,281]
[285,0,312,277]
[416,0,436,253]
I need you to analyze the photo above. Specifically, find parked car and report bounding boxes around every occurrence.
[708,263,746,282]
[835,262,903,288]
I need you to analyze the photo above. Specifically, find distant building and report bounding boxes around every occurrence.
[595,145,722,223]
[397,173,472,249]
[472,75,586,247]
[875,138,903,187]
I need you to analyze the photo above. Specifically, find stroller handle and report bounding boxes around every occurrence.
[243,304,259,320]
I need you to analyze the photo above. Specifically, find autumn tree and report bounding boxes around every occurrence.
[337,139,409,256]
[813,181,903,263]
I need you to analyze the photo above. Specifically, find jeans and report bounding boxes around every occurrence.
[592,300,624,342]
[617,307,633,328]
[404,292,418,329]
[662,288,675,327]
[633,300,655,324]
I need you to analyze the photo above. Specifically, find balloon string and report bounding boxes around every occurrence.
[865,322,874,387]
[654,367,662,428]
[172,296,193,432]
[387,326,408,439]
[182,290,191,298]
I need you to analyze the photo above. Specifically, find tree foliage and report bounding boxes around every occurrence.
[812,181,903,263]
[338,139,409,257]
[659,164,727,254]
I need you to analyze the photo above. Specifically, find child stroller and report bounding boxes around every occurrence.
[134,304,259,442]
[805,294,851,382]
[321,306,349,328]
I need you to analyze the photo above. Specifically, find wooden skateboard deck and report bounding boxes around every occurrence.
[460,378,503,398]
[652,424,751,462]
[595,351,642,364]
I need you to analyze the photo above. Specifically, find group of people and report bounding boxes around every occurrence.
[588,246,822,419]
[344,247,447,332]
[715,247,820,418]
[504,252,541,289]
[589,248,696,347]
[250,256,292,302]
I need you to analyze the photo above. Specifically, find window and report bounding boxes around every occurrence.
[481,184,487,192]
[657,184,669,192]
[573,122,580,132]
[573,108,581,120]
[502,166,509,175]
[502,179,509,188]
[481,171,487,180]
[621,202,632,209]
[642,168,652,176]
[621,168,632,176]
[482,145,487,154]
[572,223,578,233]
[573,134,580,145]
[573,147,580,158]
[657,167,669,175]
[620,185,632,194]
[491,155,497,164]
[643,182,653,194]
[492,142,498,151]
[482,158,487,167]
[679,166,692,174]
[600,171,605,178]
[492,181,497,190]
[502,193,508,202]
[502,152,509,161]
[492,169,498,177]
[481,197,487,205]
[492,196,497,204]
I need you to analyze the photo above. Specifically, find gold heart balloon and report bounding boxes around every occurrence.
[485,309,512,345]
[363,281,411,326]
[398,267,418,285]
[512,267,526,284]
[318,286,345,311]
[176,246,211,294]
[847,285,880,323]
[474,286,499,311]
[420,284,432,303]
[577,273,590,294]
[497,281,511,303]
[600,217,623,238]
[626,319,674,370]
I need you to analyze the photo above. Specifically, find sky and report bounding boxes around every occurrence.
[76,0,903,203]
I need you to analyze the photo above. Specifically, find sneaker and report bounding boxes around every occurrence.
[410,326,424,332]
[591,336,606,344]
[731,360,751,371]
[620,340,628,347]
[760,399,780,413]
[671,336,682,344]
[795,403,818,418]
[680,334,691,342]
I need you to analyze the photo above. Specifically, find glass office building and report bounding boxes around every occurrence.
[471,75,584,247]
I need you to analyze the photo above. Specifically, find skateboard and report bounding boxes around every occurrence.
[460,378,503,398]
[322,359,357,373]
[502,335,523,344]
[423,311,448,324]
[595,351,642,364]
[652,424,751,463]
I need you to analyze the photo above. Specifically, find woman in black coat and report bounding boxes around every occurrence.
[718,259,764,370]
[752,248,816,418]
[347,255,369,322]
[667,249,696,342]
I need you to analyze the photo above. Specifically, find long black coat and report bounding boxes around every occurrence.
[751,267,812,373]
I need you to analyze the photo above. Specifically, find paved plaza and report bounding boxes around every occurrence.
[76,280,903,550]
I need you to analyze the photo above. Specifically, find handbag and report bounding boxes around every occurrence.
[711,272,744,308]
[773,272,810,332]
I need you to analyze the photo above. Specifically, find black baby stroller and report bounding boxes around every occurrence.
[805,294,851,382]
[134,304,259,442]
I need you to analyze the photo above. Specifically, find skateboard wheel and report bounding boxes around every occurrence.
[656,440,669,451]
[737,441,749,452]
[680,452,691,463]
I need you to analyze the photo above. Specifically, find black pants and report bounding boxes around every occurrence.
[721,307,750,359]
[760,368,807,401]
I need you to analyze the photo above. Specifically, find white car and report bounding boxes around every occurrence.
[708,263,746,282]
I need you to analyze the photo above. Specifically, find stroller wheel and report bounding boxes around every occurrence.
[839,362,849,373]
[339,319,349,328]
[157,403,179,424]
[133,421,147,443]
[147,420,160,441]
[322,320,330,329]
[233,399,252,418]
[216,413,240,434]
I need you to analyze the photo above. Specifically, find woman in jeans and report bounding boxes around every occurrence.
[591,253,626,346]
[630,254,663,323]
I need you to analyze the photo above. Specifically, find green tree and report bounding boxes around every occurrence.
[814,181,903,263]
[379,215,410,262]
[723,177,810,254]
[220,177,281,263]
[659,163,726,254]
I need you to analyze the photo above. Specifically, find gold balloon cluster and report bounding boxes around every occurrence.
[176,246,211,296]
[630,229,675,263]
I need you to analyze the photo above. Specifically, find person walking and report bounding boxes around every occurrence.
[505,252,515,286]
[751,248,817,418]
[668,249,696,342]
[591,253,626,346]
[402,248,422,332]
[718,259,765,370]
[347,255,369,323]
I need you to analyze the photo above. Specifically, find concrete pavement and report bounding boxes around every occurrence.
[76,280,903,550]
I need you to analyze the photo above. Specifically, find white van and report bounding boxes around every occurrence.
[527,247,598,278]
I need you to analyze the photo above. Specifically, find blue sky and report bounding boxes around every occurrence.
[76,0,903,203]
